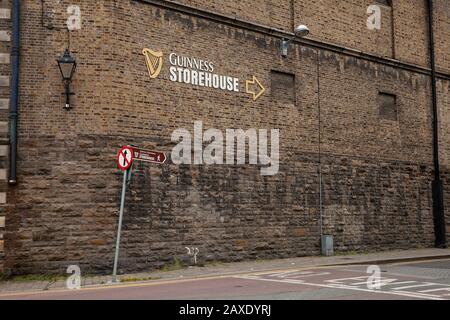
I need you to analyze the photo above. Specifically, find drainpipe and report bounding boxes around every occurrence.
[8,0,20,185]
[317,49,323,243]
[427,0,446,248]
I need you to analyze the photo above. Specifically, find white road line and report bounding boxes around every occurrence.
[326,284,441,299]
[379,281,416,286]
[238,276,307,285]
[391,282,440,290]
[390,290,442,299]
[277,272,331,279]
[350,278,401,285]
[235,275,446,300]
[269,271,317,278]
[418,287,450,293]
[349,280,416,286]
[267,271,306,278]
[325,276,368,283]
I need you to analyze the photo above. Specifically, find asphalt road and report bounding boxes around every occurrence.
[1,259,450,300]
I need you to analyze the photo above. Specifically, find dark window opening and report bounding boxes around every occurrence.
[378,92,398,121]
[271,71,295,105]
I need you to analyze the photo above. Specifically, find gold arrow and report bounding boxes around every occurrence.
[246,75,265,101]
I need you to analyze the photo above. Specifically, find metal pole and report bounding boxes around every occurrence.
[427,0,446,248]
[112,169,128,282]
[317,48,323,242]
[64,81,71,109]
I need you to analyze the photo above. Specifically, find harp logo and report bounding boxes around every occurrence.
[143,48,163,79]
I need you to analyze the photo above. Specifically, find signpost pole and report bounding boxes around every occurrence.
[112,168,129,283]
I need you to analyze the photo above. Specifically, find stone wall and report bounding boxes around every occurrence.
[1,0,449,274]
[4,134,436,274]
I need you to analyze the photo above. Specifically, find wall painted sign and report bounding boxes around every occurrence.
[142,48,265,101]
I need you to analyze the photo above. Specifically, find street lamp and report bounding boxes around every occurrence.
[280,24,310,57]
[57,49,77,109]
[280,24,327,254]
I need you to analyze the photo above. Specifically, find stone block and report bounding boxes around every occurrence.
[0,53,10,64]
[0,169,6,180]
[0,98,8,109]
[0,76,9,87]
[0,122,7,134]
[0,31,10,41]
[0,145,7,157]
[0,9,10,20]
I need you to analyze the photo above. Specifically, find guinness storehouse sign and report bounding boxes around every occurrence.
[142,48,265,101]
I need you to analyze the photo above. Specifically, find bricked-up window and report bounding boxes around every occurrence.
[378,92,398,121]
[271,71,295,105]
[375,0,392,6]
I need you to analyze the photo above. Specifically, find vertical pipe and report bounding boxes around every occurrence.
[427,0,446,248]
[8,0,20,185]
[390,2,396,59]
[290,0,295,31]
[317,49,323,245]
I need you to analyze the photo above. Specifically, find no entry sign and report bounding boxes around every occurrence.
[117,146,134,170]
[133,147,167,164]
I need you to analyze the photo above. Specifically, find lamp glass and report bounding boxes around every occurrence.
[294,25,310,37]
[57,49,77,81]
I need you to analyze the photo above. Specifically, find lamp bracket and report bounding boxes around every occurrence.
[280,37,296,57]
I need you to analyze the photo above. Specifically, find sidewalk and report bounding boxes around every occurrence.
[1,248,449,294]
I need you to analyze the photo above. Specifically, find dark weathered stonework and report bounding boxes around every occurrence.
[0,0,449,274]
[3,132,437,274]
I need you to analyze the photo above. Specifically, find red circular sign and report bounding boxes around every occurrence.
[117,146,134,171]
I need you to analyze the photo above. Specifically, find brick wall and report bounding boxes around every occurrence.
[174,0,448,73]
[434,0,450,73]
[295,0,396,60]
[174,0,293,32]
[2,0,449,274]
[393,0,430,68]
